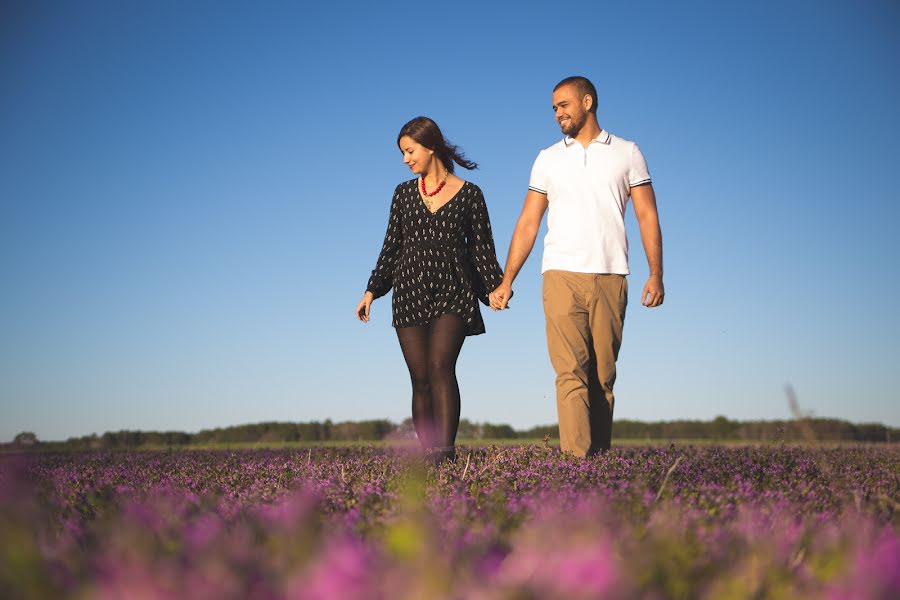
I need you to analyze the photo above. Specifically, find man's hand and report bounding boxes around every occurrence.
[489,282,513,311]
[631,184,664,308]
[641,274,665,307]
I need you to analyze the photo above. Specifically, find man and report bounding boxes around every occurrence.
[489,76,664,457]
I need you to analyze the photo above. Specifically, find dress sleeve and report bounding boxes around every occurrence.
[466,185,507,306]
[366,187,403,299]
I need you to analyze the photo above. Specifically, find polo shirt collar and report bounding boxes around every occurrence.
[564,130,611,146]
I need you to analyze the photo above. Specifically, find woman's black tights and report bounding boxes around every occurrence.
[396,314,466,460]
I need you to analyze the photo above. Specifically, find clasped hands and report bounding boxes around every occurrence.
[488,283,513,311]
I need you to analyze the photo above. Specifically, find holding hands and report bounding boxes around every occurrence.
[489,282,513,311]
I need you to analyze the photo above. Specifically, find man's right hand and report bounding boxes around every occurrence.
[489,282,513,311]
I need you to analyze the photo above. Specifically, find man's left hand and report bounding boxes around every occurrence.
[641,275,665,308]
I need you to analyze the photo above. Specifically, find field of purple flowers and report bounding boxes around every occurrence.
[2,443,898,599]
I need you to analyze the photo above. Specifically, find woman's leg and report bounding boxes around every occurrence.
[396,324,435,449]
[427,314,467,458]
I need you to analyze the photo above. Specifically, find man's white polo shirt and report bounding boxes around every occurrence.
[529,130,651,275]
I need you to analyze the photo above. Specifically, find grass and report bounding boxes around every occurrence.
[18,437,892,453]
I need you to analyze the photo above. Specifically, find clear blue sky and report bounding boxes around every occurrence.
[2,0,899,442]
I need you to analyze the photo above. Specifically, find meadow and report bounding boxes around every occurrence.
[2,442,898,599]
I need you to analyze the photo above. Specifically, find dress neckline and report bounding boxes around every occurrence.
[420,179,467,215]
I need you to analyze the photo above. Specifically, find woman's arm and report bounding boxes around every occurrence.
[357,187,403,322]
[466,186,507,307]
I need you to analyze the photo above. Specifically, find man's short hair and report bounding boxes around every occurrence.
[553,76,598,114]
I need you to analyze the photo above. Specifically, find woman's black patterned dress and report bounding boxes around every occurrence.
[366,179,506,336]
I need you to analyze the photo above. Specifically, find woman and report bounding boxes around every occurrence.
[355,116,507,462]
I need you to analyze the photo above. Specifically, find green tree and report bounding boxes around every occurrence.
[13,432,38,446]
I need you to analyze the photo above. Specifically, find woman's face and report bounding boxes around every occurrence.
[398,135,434,175]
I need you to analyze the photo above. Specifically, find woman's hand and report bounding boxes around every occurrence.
[489,283,512,311]
[356,292,374,322]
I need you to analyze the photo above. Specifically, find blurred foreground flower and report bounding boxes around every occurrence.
[0,445,896,599]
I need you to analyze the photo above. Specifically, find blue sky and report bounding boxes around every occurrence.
[2,0,899,441]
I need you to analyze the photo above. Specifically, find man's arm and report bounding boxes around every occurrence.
[630,183,664,307]
[489,190,549,310]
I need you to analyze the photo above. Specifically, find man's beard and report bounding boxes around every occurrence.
[560,112,587,136]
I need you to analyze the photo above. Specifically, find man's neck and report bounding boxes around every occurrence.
[572,118,602,149]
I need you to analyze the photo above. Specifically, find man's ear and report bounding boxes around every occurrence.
[583,94,593,112]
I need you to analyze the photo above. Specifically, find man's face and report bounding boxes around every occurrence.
[552,84,589,137]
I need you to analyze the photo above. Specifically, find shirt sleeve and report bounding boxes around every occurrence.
[629,142,652,188]
[528,150,548,195]
[365,186,403,299]
[466,185,507,306]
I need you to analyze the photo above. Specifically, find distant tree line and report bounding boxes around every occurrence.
[5,416,897,450]
[611,416,897,442]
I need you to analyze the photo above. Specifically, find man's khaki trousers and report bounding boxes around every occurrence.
[543,270,628,457]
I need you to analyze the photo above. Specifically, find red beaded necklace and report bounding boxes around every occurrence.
[420,170,449,197]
